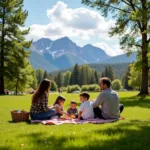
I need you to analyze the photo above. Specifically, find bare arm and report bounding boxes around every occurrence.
[78,111,82,120]
[53,105,67,115]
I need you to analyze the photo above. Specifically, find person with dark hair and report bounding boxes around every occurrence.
[30,79,57,120]
[67,100,78,118]
[78,92,94,120]
[92,77,124,119]
[52,95,67,118]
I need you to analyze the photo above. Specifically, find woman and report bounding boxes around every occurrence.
[30,79,56,120]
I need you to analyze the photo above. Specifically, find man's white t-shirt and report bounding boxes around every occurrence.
[80,100,94,119]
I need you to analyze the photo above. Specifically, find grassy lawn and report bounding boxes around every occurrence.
[0,91,150,150]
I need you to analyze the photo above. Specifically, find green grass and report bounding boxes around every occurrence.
[0,91,150,150]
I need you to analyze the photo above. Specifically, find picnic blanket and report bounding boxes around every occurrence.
[31,118,119,125]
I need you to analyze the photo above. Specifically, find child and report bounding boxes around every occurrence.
[78,92,94,120]
[67,100,78,118]
[52,95,67,118]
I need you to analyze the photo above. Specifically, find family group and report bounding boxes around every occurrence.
[30,77,124,120]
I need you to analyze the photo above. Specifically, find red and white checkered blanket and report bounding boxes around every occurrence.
[31,118,119,125]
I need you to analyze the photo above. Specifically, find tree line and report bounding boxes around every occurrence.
[2,60,146,94]
[82,0,150,95]
[1,0,149,95]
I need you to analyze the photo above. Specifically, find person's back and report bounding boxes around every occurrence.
[100,89,120,119]
[92,77,123,119]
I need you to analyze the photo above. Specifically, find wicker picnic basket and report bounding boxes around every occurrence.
[11,110,30,122]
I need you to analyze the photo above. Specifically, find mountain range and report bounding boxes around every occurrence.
[28,37,137,72]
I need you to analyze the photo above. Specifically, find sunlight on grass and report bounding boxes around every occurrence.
[0,91,150,150]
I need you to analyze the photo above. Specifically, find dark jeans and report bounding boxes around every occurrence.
[56,113,63,118]
[80,117,84,120]
[30,109,57,120]
[94,104,124,119]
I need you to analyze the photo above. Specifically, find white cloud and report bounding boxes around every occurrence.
[47,1,105,30]
[94,42,124,56]
[27,1,115,41]
[26,1,121,55]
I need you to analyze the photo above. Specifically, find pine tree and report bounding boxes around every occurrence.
[0,0,31,94]
[85,65,93,84]
[108,66,115,81]
[122,66,133,90]
[104,66,109,77]
[101,72,105,78]
[90,70,96,84]
[102,66,115,81]
[50,80,58,91]
[64,71,71,87]
[49,73,53,80]
[56,72,64,88]
[94,70,99,83]
[43,70,50,79]
[30,71,38,89]
[79,66,87,86]
[36,69,44,84]
[70,64,80,85]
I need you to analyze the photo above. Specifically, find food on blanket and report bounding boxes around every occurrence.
[70,114,75,119]
[60,114,72,120]
[60,114,65,119]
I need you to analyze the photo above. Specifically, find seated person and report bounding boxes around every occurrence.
[50,95,68,118]
[30,79,57,120]
[67,100,78,118]
[92,77,124,119]
[78,92,94,120]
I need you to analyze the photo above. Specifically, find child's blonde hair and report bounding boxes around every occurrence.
[70,100,77,105]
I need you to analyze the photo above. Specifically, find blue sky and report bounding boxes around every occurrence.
[23,0,123,56]
[24,0,84,26]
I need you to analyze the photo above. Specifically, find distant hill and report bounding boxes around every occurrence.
[28,37,137,72]
[82,44,110,62]
[101,52,137,64]
[29,37,110,71]
[89,63,130,79]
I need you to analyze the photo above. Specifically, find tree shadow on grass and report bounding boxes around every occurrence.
[120,95,150,108]
[89,120,150,150]
[14,120,150,150]
[0,146,10,150]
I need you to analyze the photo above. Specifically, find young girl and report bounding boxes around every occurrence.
[52,95,67,118]
[30,79,57,120]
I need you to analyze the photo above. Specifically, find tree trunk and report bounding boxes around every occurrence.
[15,78,19,95]
[138,0,149,95]
[139,34,149,95]
[0,7,5,95]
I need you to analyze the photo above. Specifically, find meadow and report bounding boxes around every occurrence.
[0,91,150,150]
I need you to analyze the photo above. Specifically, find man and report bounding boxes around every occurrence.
[92,77,124,119]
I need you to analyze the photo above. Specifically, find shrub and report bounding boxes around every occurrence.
[61,87,67,92]
[112,79,122,90]
[50,80,58,91]
[89,84,100,92]
[81,84,100,92]
[81,85,89,92]
[67,85,81,93]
